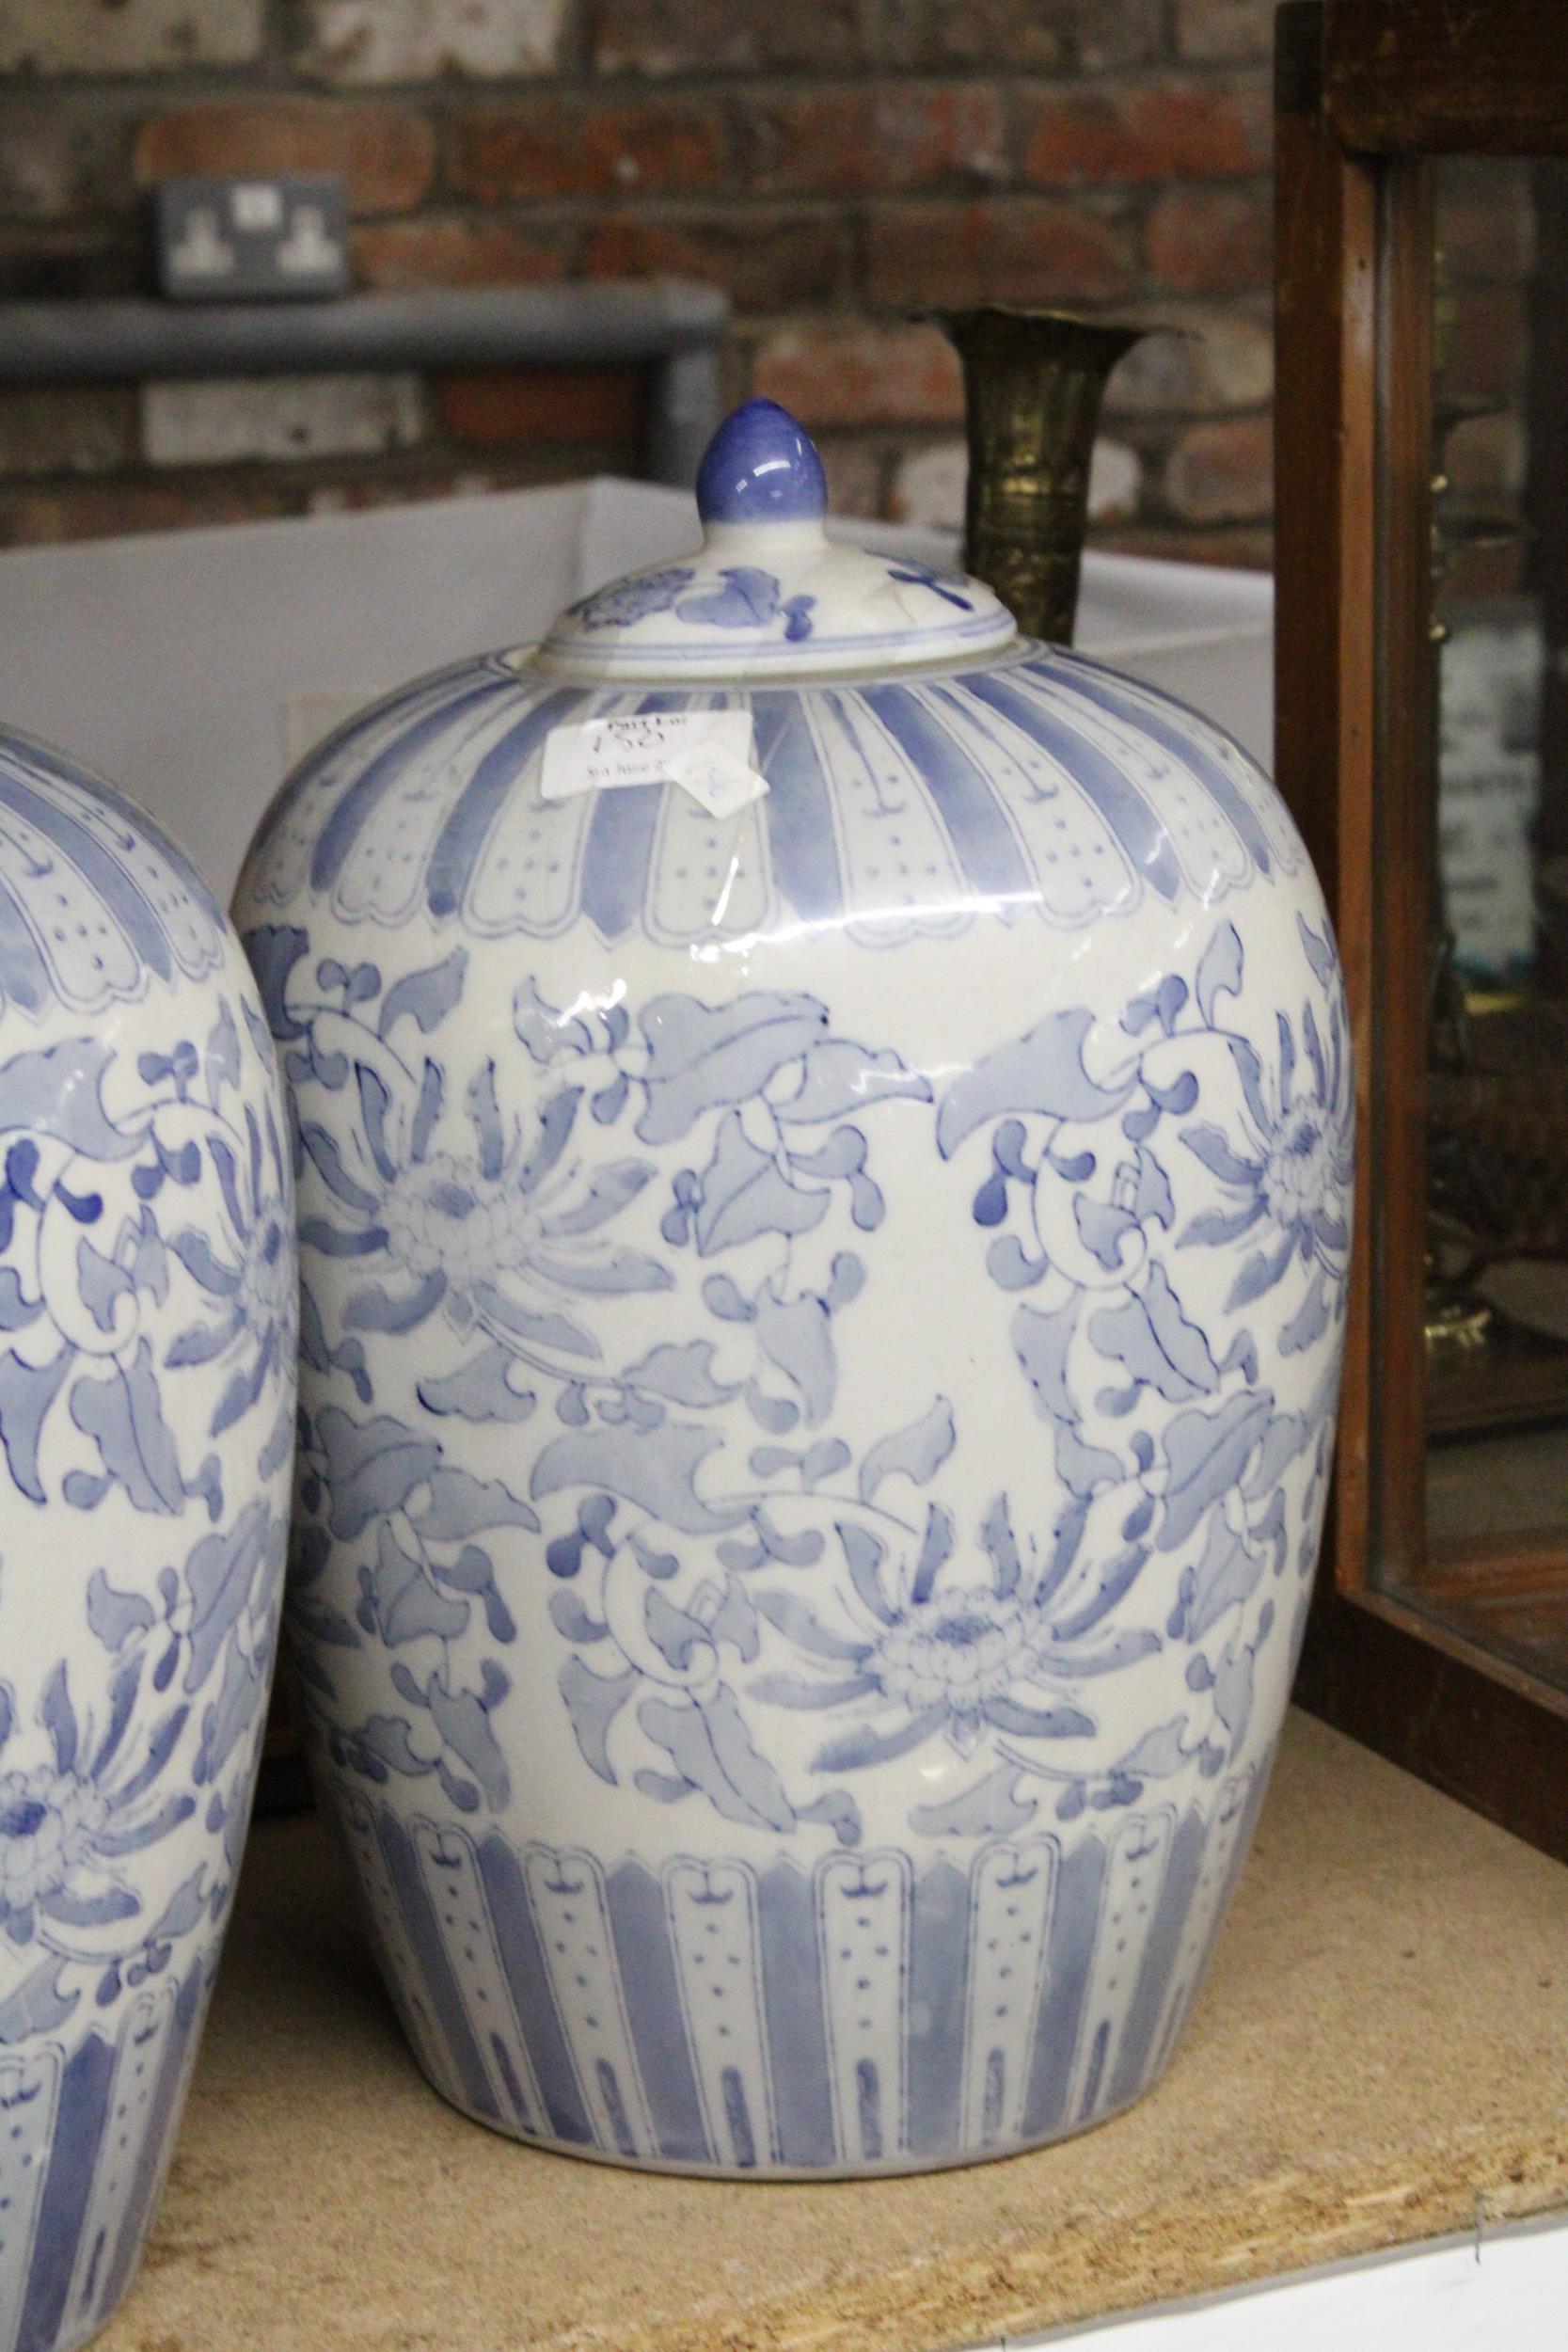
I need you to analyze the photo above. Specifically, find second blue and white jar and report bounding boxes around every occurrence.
[0,723,292,2351]
[236,400,1351,2177]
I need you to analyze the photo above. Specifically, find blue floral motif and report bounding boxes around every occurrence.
[286,950,669,1362]
[0,1000,293,1513]
[569,565,695,630]
[0,725,293,2350]
[0,971,289,2030]
[258,909,1346,1846]
[674,566,816,642]
[1172,920,1353,1353]
[252,930,942,1829]
[565,562,816,644]
[752,1489,1141,1772]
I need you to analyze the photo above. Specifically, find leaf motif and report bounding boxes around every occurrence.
[635,993,828,1147]
[418,1344,537,1423]
[909,1764,1038,1839]
[1181,1122,1260,1186]
[316,1406,440,1541]
[1115,1716,1192,1779]
[68,1342,187,1517]
[183,1498,276,1692]
[774,1039,933,1125]
[753,1589,871,1661]
[1011,1296,1081,1426]
[529,1246,673,1296]
[1195,922,1244,1025]
[644,1587,711,1672]
[638,1688,795,1832]
[350,1713,433,1777]
[752,1282,836,1425]
[514,977,594,1064]
[1087,1264,1219,1404]
[472,1282,599,1359]
[560,1658,635,1784]
[0,1955,78,2041]
[410,1466,539,1541]
[693,1111,830,1257]
[1279,1269,1332,1357]
[194,1637,265,1787]
[1185,1511,1263,1643]
[87,1568,156,1649]
[1159,1392,1274,1551]
[425,1672,510,1809]
[622,1340,735,1407]
[205,1000,242,1103]
[937,1008,1134,1158]
[378,948,467,1041]
[1297,913,1337,989]
[532,1422,743,1534]
[543,1160,655,1237]
[858,1396,955,1504]
[368,1522,468,1646]
[0,1346,71,1503]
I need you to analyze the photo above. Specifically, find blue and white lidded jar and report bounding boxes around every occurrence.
[0,727,293,2349]
[237,400,1350,2179]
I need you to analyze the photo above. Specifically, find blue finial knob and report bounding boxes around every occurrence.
[695,399,828,528]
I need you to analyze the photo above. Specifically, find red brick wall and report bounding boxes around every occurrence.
[0,0,1276,560]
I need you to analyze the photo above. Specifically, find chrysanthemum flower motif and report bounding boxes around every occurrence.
[166,1120,297,1437]
[0,1669,196,1948]
[381,1150,544,1288]
[0,1765,110,1921]
[752,1499,1157,1772]
[301,1048,670,1360]
[1180,997,1353,1311]
[865,1587,1055,1754]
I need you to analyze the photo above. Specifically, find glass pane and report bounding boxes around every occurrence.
[1418,155,1568,1683]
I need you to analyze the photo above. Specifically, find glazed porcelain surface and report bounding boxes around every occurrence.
[236,400,1351,2179]
[0,729,293,2351]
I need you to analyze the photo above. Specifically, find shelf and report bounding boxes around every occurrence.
[98,1712,1568,2352]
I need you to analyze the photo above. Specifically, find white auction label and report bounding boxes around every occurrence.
[541,710,769,819]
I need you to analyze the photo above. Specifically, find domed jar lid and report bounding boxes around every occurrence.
[535,399,1017,683]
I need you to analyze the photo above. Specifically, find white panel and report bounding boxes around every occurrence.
[1066,1809,1176,2127]
[0,800,143,1009]
[807,696,972,946]
[664,1860,775,2169]
[332,691,528,928]
[644,786,771,946]
[927,683,1137,926]
[1021,669,1253,903]
[63,1982,179,2339]
[8,741,222,980]
[245,667,467,912]
[412,1820,545,2137]
[816,1850,911,2167]
[0,2046,60,2352]
[960,1838,1057,2152]
[523,1846,653,2159]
